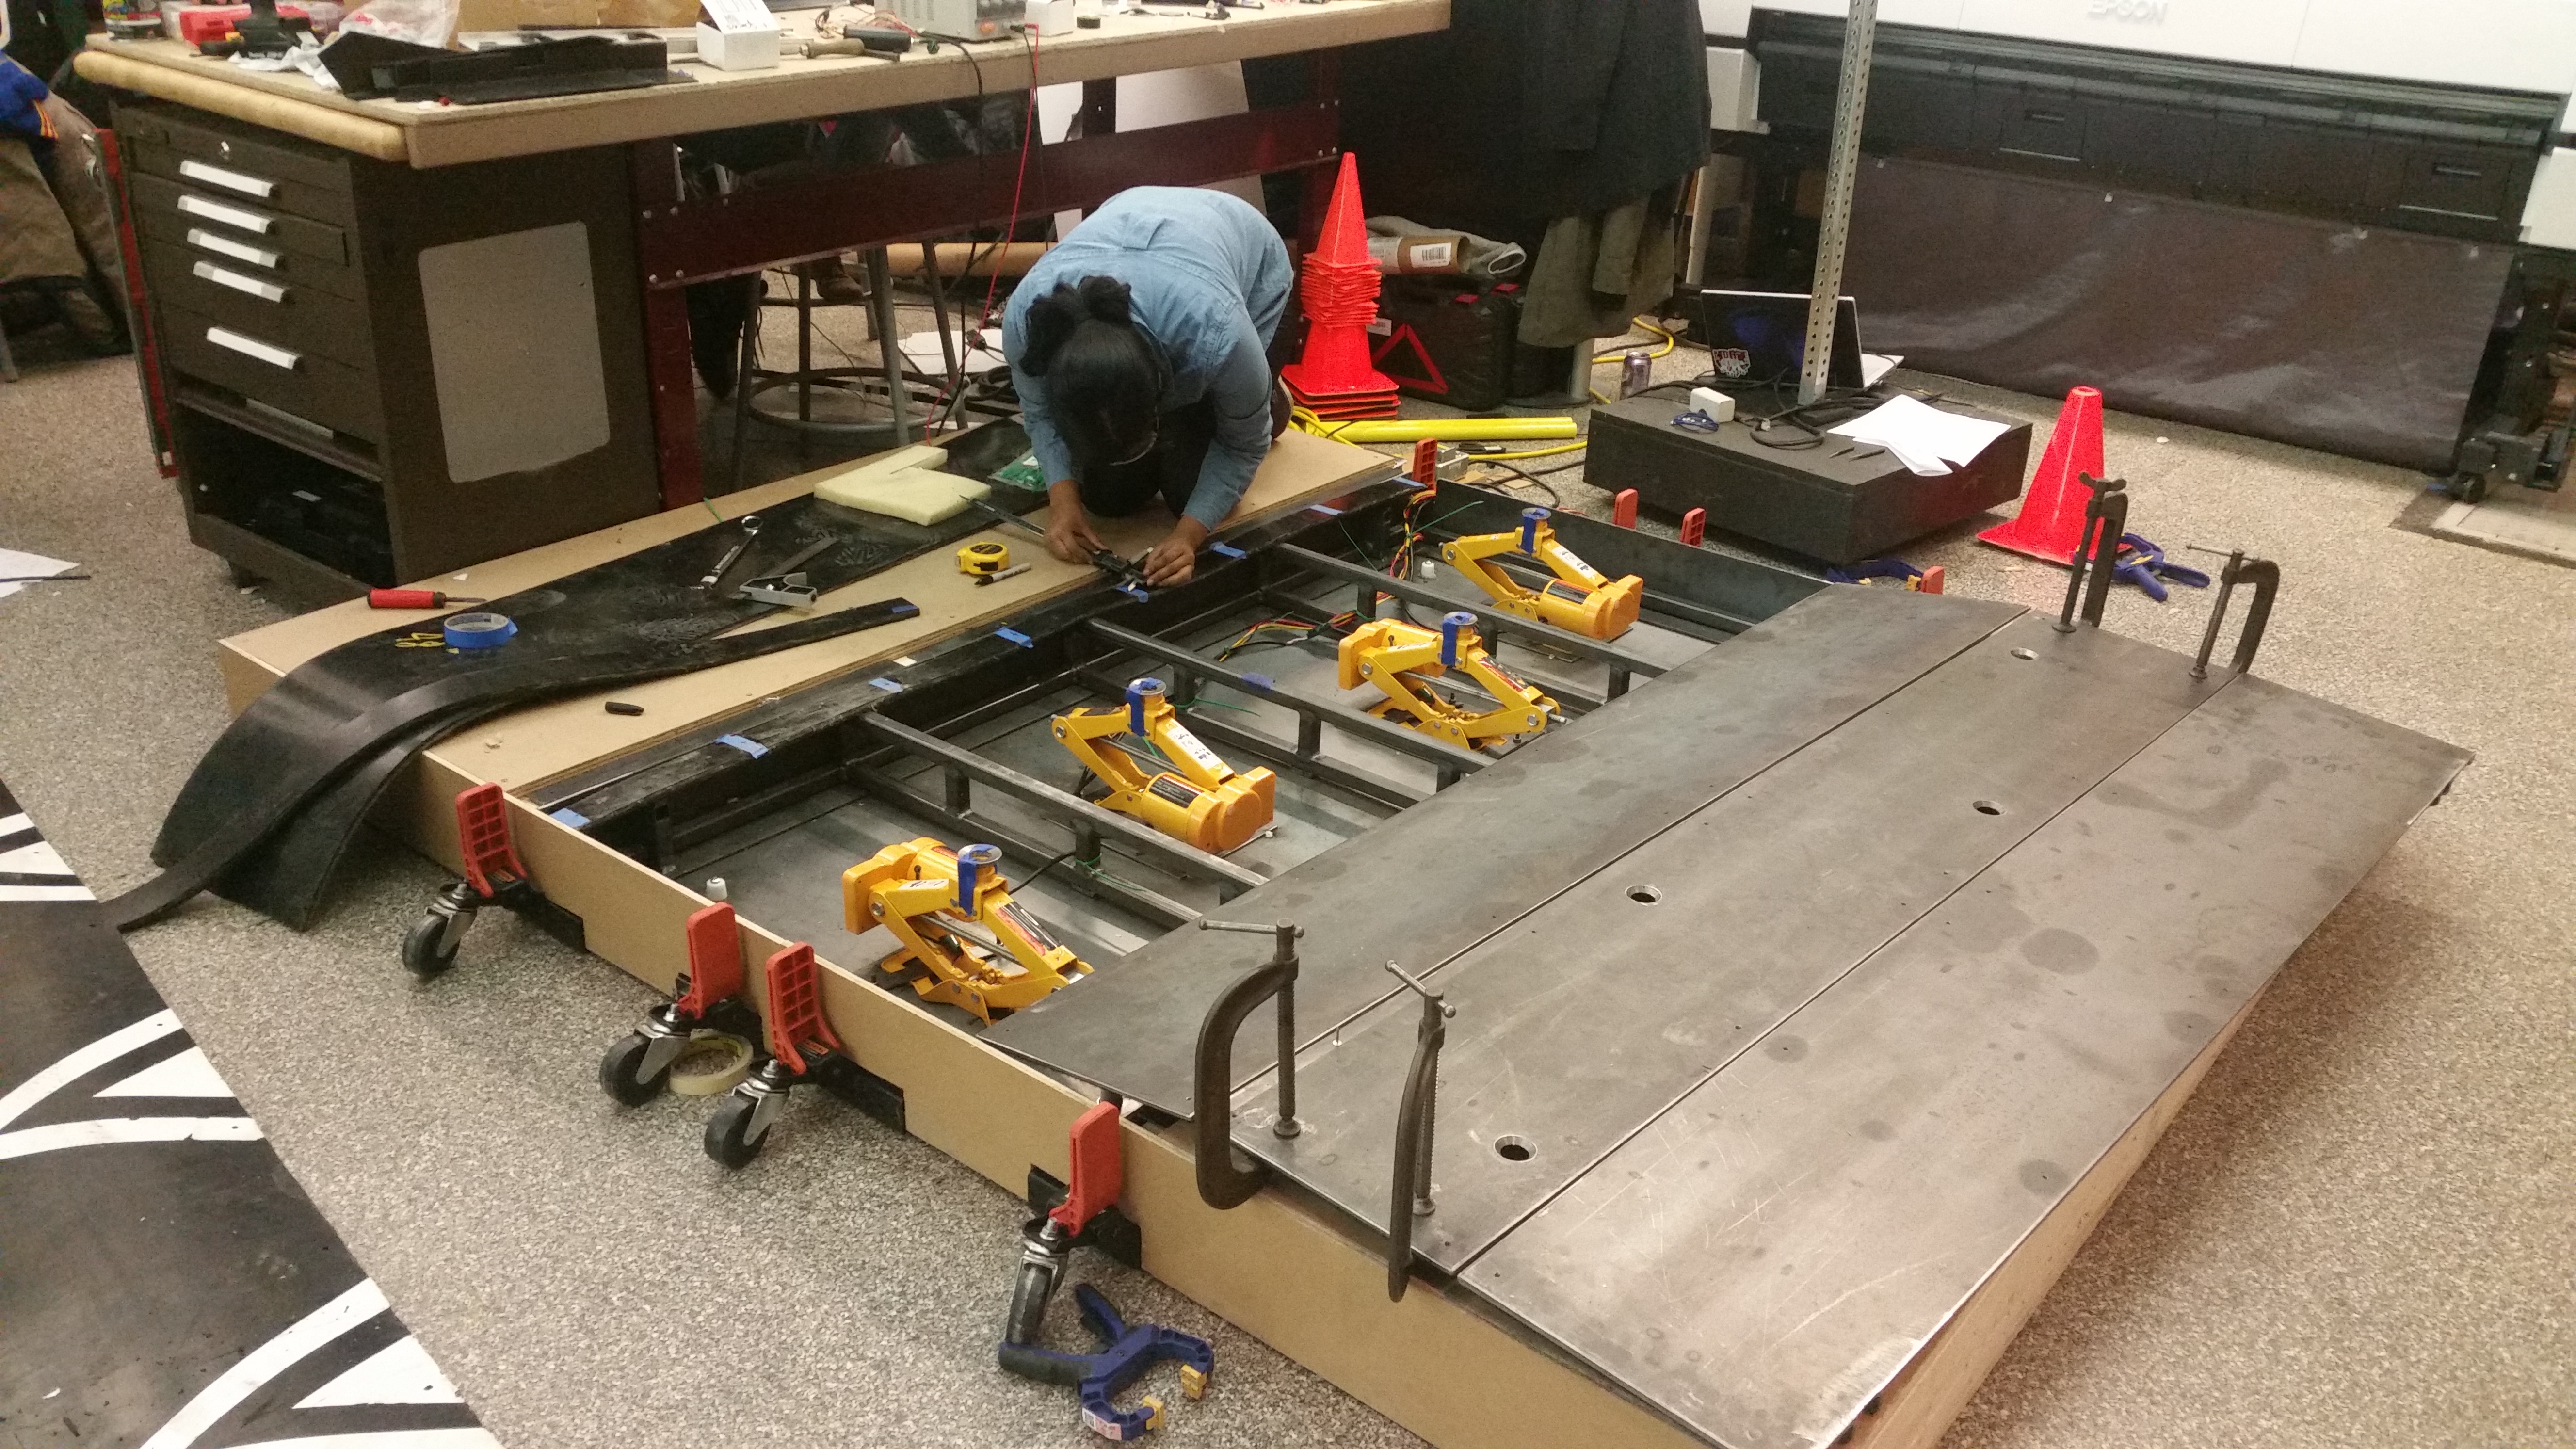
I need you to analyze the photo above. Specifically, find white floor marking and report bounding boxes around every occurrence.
[225,1431,501,1449]
[96,1046,237,1100]
[295,1336,462,1409]
[0,1116,262,1160]
[138,1278,390,1449]
[0,811,32,834]
[0,837,76,877]
[0,1009,181,1130]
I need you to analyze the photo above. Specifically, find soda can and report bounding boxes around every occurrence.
[1620,347,1652,399]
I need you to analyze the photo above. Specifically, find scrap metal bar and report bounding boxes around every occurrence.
[1272,545,1667,692]
[857,714,1263,898]
[1085,621,1490,785]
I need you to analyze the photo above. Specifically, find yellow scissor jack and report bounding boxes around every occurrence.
[1339,610,1558,751]
[1440,506,1644,641]
[841,839,1091,1024]
[1053,677,1276,854]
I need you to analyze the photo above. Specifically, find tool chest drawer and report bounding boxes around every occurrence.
[142,243,373,370]
[130,171,350,270]
[134,205,366,304]
[114,105,355,225]
[161,303,383,443]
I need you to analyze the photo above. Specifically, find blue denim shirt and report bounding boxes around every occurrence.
[1004,188,1292,530]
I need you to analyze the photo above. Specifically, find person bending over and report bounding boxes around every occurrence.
[1004,187,1293,587]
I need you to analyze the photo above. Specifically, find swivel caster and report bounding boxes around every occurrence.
[400,882,481,978]
[703,1059,795,1169]
[597,1005,692,1107]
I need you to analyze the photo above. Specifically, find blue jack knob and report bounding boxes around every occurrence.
[957,843,1002,910]
[1126,677,1165,737]
[1518,507,1549,554]
[1440,611,1476,667]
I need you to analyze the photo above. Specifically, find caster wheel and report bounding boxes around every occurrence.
[400,912,457,978]
[703,1092,770,1169]
[1004,1258,1058,1345]
[2454,471,2493,504]
[597,1031,671,1107]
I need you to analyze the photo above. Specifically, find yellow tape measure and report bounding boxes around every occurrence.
[957,540,1012,576]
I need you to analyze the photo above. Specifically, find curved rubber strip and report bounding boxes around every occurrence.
[218,701,515,930]
[108,598,918,931]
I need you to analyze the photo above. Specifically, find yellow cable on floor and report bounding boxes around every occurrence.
[1593,316,1678,365]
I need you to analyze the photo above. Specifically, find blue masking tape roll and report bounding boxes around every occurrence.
[442,612,516,649]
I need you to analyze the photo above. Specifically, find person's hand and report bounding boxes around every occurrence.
[1142,518,1209,588]
[1044,481,1105,565]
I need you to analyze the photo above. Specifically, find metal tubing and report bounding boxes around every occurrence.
[846,766,1196,928]
[858,714,1263,894]
[862,247,914,445]
[1086,621,1490,782]
[1273,545,1666,683]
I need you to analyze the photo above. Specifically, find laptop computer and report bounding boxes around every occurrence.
[1687,289,1898,392]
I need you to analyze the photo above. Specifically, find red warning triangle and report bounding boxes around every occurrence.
[1371,322,1448,396]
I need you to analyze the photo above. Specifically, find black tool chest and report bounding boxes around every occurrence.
[114,99,663,599]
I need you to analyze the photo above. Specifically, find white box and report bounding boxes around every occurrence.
[694,19,778,69]
[1707,46,1760,132]
[2523,148,2576,252]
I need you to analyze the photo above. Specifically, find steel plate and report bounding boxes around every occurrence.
[1231,614,2222,1269]
[1462,673,2469,1449]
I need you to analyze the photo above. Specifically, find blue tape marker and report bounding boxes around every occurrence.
[1240,673,1274,692]
[716,733,769,758]
[868,677,904,692]
[1208,541,1247,560]
[1116,582,1151,602]
[1308,504,1344,517]
[549,807,591,828]
[995,627,1034,648]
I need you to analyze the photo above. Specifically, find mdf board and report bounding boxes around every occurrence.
[215,429,1400,801]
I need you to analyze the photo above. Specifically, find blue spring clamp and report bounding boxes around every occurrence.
[999,1283,1213,1441]
[2111,533,2211,603]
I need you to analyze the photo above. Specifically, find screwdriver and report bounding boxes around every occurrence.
[367,588,488,610]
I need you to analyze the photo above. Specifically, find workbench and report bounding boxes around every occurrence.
[198,428,2467,1449]
[73,0,1448,594]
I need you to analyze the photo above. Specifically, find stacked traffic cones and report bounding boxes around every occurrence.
[1282,152,1400,421]
[1978,385,2106,564]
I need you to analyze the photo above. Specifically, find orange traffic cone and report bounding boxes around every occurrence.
[1282,152,1398,418]
[1978,386,2105,565]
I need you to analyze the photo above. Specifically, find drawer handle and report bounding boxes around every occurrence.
[176,193,274,235]
[186,228,282,270]
[193,260,289,303]
[206,325,301,371]
[178,158,278,200]
[2431,161,2485,180]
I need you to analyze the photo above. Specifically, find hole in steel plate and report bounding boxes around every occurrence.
[2011,647,2037,660]
[1627,885,1661,903]
[1973,800,2003,816]
[1494,1135,1535,1162]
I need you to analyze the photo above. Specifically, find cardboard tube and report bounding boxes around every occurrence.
[884,242,1055,279]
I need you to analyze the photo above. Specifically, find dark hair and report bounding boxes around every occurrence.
[1021,276,1164,471]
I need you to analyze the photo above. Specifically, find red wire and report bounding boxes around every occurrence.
[979,26,1041,331]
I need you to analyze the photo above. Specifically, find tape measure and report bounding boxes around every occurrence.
[958,541,1012,576]
[442,611,517,650]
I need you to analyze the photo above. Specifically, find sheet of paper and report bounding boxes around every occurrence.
[0,548,80,604]
[1830,394,2011,477]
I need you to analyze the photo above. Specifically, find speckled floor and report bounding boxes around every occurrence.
[1,333,2567,1449]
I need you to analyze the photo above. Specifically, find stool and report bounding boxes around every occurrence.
[725,246,925,484]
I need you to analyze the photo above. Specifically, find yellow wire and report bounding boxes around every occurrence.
[1592,315,1678,365]
[1476,441,1587,461]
